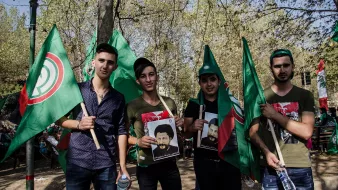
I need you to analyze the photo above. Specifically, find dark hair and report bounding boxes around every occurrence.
[154,124,174,139]
[270,49,294,66]
[209,118,218,127]
[96,43,118,59]
[133,57,157,79]
[198,73,220,80]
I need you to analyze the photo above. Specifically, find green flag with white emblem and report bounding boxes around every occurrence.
[1,25,83,162]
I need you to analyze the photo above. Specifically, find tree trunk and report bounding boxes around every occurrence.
[97,0,114,44]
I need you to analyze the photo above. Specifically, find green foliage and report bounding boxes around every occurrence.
[0,5,28,96]
[1,0,337,108]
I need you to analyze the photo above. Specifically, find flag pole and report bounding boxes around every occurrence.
[26,1,38,189]
[267,119,285,166]
[158,94,186,133]
[80,103,100,149]
[158,95,174,117]
[197,105,203,147]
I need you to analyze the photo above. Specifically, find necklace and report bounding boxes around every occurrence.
[94,87,108,99]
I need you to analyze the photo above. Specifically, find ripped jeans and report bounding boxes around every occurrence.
[261,167,314,190]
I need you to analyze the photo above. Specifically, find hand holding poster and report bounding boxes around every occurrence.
[142,111,179,161]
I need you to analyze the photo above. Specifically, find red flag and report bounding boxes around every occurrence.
[19,84,28,116]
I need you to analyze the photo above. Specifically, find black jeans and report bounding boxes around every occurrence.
[136,160,182,190]
[194,157,241,190]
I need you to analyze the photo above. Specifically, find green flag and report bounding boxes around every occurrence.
[82,30,142,103]
[242,37,267,181]
[332,21,338,42]
[242,37,266,126]
[191,45,251,176]
[107,30,142,102]
[82,31,97,81]
[1,25,83,162]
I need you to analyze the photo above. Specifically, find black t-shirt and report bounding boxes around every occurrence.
[184,98,219,160]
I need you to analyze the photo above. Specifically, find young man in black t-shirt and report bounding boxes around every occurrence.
[184,66,241,190]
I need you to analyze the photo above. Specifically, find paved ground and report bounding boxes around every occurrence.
[0,154,337,190]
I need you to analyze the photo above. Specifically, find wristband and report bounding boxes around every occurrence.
[77,121,80,130]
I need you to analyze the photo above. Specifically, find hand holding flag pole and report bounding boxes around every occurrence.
[80,102,100,149]
[268,119,296,190]
[242,37,295,188]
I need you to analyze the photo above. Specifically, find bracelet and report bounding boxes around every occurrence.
[77,121,80,130]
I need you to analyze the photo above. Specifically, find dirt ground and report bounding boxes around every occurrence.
[0,154,337,190]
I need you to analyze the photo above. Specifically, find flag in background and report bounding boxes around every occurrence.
[316,59,328,110]
[82,30,142,103]
[107,30,143,102]
[82,31,97,82]
[18,84,28,116]
[242,37,266,181]
[190,45,252,176]
[332,21,338,42]
[1,25,83,162]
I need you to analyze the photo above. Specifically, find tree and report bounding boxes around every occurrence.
[0,5,29,96]
[1,0,337,109]
[97,0,114,44]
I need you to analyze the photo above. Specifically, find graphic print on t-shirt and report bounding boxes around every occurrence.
[141,111,179,161]
[200,112,218,151]
[271,102,299,144]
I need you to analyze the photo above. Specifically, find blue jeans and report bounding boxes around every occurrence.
[261,167,314,190]
[66,162,117,190]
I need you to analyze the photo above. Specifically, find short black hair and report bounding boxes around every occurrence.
[154,124,174,139]
[96,43,118,59]
[270,49,294,66]
[198,73,220,81]
[209,118,218,127]
[133,57,157,79]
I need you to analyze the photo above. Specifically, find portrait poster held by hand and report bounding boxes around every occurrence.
[200,112,218,151]
[143,111,179,161]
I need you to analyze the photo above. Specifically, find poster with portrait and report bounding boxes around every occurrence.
[200,112,218,151]
[146,117,180,161]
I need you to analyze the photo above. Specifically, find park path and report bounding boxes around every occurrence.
[0,154,337,190]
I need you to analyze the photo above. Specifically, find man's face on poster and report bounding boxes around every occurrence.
[208,124,218,142]
[156,132,171,149]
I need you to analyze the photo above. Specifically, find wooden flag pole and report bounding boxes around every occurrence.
[268,120,296,189]
[197,105,203,148]
[158,95,174,117]
[267,119,285,166]
[80,102,100,149]
[158,94,185,132]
